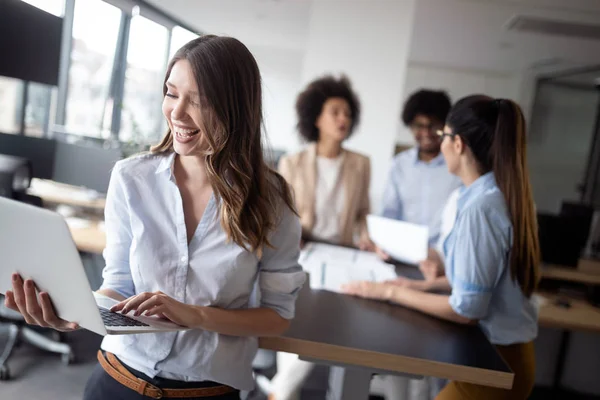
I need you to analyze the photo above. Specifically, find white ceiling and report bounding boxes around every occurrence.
[147,0,600,82]
[145,0,312,51]
[409,0,600,76]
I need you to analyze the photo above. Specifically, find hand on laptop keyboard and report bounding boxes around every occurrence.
[99,307,149,327]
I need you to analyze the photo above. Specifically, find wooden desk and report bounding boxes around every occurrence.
[393,264,600,334]
[28,178,106,210]
[69,222,106,255]
[538,292,600,334]
[541,264,600,286]
[261,287,513,399]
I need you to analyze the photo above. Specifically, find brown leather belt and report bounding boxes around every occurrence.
[97,350,236,399]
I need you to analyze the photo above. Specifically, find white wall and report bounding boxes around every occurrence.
[398,63,522,144]
[250,45,305,152]
[300,0,416,211]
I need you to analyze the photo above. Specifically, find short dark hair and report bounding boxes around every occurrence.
[401,89,451,126]
[296,75,360,142]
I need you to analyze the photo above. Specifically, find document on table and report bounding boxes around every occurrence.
[299,243,397,293]
[366,215,428,265]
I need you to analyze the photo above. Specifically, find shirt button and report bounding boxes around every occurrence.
[181,256,187,263]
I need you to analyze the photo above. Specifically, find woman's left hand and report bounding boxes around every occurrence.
[110,292,202,328]
[341,281,394,301]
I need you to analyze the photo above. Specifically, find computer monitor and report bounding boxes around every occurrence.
[537,212,589,267]
[561,201,594,249]
[0,133,56,180]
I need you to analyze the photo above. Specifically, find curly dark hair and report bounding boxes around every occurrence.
[401,89,451,126]
[296,75,360,142]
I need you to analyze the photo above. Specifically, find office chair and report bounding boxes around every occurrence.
[0,297,75,380]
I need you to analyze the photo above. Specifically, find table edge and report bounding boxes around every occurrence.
[259,336,514,389]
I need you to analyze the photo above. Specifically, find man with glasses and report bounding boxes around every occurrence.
[370,90,461,400]
[381,89,461,246]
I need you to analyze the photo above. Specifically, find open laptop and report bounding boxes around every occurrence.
[0,196,187,336]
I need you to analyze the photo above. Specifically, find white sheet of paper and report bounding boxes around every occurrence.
[367,214,428,265]
[299,243,398,293]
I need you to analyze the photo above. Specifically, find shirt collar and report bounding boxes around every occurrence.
[456,172,497,212]
[155,152,176,179]
[412,147,446,167]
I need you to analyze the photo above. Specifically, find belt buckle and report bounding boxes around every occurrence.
[151,389,163,399]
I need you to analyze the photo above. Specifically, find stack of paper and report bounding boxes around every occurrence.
[299,243,397,293]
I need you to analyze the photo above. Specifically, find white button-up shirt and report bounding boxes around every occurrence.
[99,152,305,390]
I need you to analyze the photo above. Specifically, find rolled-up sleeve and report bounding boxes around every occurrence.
[259,203,306,319]
[449,207,508,320]
[99,164,135,298]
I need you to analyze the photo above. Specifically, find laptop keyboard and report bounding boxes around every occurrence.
[99,307,150,327]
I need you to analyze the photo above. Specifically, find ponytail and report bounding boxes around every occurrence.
[447,95,541,297]
[491,99,541,297]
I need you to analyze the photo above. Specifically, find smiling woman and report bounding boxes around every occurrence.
[152,36,294,255]
[5,35,305,400]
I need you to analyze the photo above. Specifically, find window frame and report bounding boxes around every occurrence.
[47,0,201,145]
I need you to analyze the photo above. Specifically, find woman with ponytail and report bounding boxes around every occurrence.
[343,95,540,399]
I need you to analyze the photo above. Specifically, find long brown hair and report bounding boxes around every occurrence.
[447,95,540,297]
[152,35,295,257]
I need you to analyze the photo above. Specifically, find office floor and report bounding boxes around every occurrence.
[0,325,101,399]
[0,325,597,400]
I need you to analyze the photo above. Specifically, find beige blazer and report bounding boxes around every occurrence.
[278,143,370,246]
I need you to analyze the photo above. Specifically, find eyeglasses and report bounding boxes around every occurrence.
[436,130,456,139]
[410,122,443,132]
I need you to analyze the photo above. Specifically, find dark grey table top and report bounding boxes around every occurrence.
[260,264,513,389]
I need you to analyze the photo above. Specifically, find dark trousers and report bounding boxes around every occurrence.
[83,362,241,400]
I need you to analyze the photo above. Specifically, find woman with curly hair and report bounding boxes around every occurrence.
[278,75,371,249]
[269,75,371,400]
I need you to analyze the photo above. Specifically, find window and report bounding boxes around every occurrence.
[0,77,23,135]
[120,15,169,143]
[20,0,65,17]
[169,26,199,60]
[25,83,55,137]
[64,0,121,138]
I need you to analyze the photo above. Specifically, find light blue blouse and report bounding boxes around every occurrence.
[443,172,538,345]
[99,152,305,390]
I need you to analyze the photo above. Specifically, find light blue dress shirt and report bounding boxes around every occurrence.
[381,147,460,245]
[99,152,306,390]
[443,172,538,345]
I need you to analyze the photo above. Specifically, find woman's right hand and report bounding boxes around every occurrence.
[4,273,79,332]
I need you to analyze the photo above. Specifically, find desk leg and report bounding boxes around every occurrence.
[327,366,372,400]
[553,330,570,390]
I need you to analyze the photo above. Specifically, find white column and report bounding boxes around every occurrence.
[301,0,416,211]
